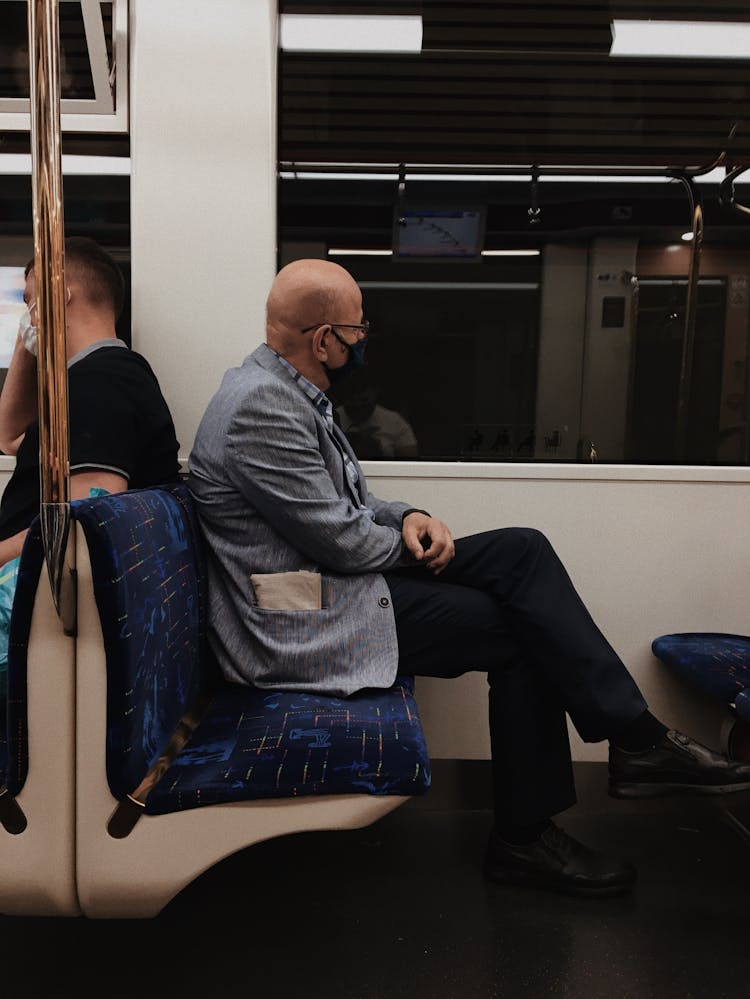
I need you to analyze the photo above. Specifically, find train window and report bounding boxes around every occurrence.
[0,265,25,363]
[277,1,750,465]
[0,0,127,133]
[0,167,131,411]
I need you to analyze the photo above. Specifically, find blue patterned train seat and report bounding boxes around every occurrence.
[735,688,750,722]
[73,485,431,817]
[652,633,750,723]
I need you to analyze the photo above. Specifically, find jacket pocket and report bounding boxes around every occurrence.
[250,570,322,610]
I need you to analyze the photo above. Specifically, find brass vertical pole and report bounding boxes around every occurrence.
[27,0,75,631]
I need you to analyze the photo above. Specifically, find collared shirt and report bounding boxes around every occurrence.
[274,351,334,429]
[67,336,128,369]
[271,350,374,519]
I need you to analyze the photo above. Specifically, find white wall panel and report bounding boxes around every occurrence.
[364,463,746,761]
[129,0,277,451]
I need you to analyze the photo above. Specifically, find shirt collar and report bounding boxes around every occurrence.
[68,337,128,369]
[271,350,334,429]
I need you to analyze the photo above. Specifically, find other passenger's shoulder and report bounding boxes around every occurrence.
[74,344,150,374]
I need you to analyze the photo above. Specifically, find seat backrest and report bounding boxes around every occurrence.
[73,483,214,799]
[2,521,45,796]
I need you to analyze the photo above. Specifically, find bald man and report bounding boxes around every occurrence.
[189,259,750,899]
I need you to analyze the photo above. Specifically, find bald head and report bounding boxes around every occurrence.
[264,258,365,390]
[266,259,361,352]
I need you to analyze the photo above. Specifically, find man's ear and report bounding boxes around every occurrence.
[312,324,331,360]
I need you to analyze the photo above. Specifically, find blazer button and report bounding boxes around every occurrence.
[378,596,390,608]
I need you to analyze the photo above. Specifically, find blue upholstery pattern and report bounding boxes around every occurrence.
[73,485,212,799]
[145,676,429,814]
[76,485,431,812]
[734,689,750,723]
[1,521,45,795]
[652,632,750,719]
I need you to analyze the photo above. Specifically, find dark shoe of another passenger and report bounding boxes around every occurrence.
[609,729,750,799]
[483,823,637,899]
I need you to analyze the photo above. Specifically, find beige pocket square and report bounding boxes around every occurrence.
[250,571,322,610]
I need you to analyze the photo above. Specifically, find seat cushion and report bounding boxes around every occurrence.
[652,633,750,709]
[144,676,431,815]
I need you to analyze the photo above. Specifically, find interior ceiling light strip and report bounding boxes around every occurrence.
[328,249,542,259]
[610,20,750,59]
[481,250,541,257]
[643,278,724,286]
[328,249,393,256]
[358,282,540,291]
[280,172,402,181]
[0,154,131,175]
[279,14,423,54]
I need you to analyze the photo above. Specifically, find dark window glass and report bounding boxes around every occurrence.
[278,1,750,465]
[329,270,541,461]
[0,1,95,100]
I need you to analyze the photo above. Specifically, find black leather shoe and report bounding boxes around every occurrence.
[609,729,750,799]
[483,823,637,898]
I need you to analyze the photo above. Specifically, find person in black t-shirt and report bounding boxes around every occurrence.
[0,237,180,669]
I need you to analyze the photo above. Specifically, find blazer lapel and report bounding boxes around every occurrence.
[250,344,366,508]
[331,422,367,507]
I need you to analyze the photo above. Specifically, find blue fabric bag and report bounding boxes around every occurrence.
[0,488,109,689]
[0,556,21,675]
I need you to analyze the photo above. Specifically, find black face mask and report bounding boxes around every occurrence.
[324,334,368,384]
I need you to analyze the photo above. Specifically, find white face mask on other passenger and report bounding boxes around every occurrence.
[18,303,38,357]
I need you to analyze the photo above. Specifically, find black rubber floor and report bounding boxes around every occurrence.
[1,762,747,999]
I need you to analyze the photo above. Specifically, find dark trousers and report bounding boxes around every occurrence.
[384,528,648,827]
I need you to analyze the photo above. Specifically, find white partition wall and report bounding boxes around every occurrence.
[364,463,746,762]
[129,0,277,451]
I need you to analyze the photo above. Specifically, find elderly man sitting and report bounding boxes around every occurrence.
[189,258,750,899]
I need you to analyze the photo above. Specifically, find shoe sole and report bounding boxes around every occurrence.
[609,779,750,799]
[484,866,636,899]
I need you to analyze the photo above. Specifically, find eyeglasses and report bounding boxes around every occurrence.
[301,320,371,337]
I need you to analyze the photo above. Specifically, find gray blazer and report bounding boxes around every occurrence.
[188,343,415,696]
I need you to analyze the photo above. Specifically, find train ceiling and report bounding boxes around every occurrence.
[279,0,750,169]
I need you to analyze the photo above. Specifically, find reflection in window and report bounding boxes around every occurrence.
[0,2,95,100]
[278,0,750,465]
[335,368,419,460]
[328,268,541,461]
[628,279,728,464]
[281,174,750,465]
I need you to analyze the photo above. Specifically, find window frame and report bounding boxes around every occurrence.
[0,0,128,133]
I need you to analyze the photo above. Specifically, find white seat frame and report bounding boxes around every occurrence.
[73,527,409,918]
[0,546,79,917]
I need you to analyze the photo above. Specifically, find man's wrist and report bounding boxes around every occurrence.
[402,507,430,524]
